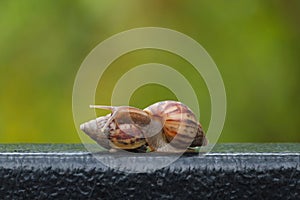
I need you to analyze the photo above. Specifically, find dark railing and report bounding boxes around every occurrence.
[0,144,299,199]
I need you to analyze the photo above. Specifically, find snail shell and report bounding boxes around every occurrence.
[144,101,207,152]
[80,101,207,152]
[80,106,150,150]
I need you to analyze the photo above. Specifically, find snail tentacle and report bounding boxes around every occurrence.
[89,105,119,132]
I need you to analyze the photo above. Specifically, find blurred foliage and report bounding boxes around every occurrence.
[0,0,299,143]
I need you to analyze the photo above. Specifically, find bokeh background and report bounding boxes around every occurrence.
[0,1,299,143]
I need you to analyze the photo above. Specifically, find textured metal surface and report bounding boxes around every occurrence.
[0,144,299,199]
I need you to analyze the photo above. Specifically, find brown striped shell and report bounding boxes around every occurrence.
[143,101,207,152]
[80,106,151,150]
[80,101,207,152]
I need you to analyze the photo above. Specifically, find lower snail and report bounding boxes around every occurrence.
[80,101,207,152]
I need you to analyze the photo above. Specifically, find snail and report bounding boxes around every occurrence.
[80,101,207,152]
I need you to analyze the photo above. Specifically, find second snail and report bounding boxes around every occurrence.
[80,100,207,153]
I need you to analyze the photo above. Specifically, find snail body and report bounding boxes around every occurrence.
[80,101,207,152]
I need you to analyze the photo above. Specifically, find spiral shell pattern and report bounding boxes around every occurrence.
[144,101,206,151]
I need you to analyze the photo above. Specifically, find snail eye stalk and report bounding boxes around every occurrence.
[90,105,119,132]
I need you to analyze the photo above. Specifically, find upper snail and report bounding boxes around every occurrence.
[80,101,207,152]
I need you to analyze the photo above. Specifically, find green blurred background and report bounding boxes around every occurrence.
[0,1,299,143]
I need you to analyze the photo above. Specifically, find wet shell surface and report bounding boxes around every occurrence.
[144,101,207,152]
[80,101,207,152]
